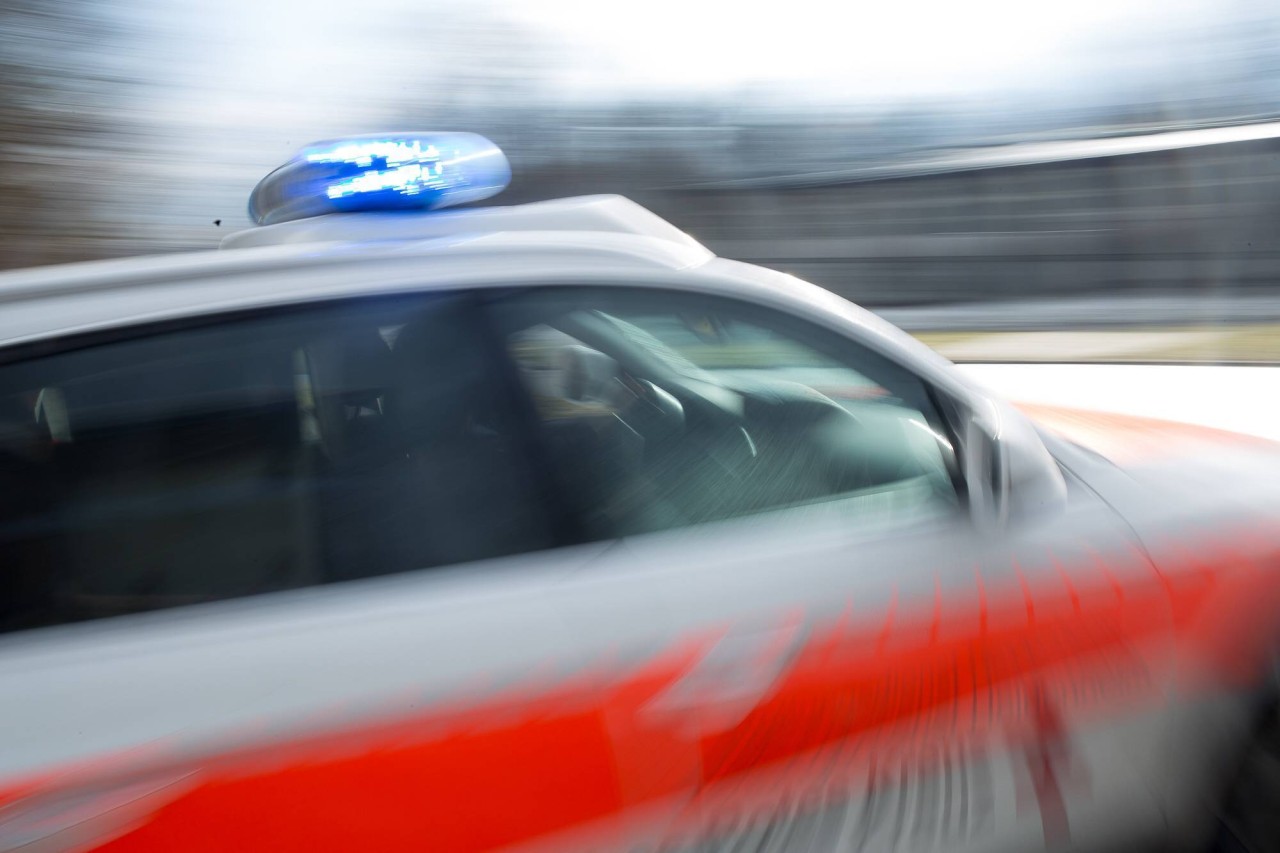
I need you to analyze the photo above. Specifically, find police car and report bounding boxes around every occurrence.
[0,133,1277,853]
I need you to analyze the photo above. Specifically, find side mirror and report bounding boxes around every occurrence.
[999,401,1069,523]
[961,409,1008,531]
[956,395,1067,530]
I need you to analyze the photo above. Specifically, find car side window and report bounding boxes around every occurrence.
[0,294,555,634]
[491,288,960,543]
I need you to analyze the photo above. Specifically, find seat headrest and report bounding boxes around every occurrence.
[389,304,495,443]
[306,328,395,405]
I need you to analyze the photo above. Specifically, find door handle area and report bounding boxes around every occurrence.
[643,619,805,735]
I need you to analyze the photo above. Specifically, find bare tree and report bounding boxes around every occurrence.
[0,0,135,268]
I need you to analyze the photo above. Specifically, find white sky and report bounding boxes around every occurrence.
[127,0,1239,231]
[505,0,1219,98]
[143,0,1231,131]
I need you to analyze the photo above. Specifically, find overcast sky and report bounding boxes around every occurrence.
[509,0,1225,97]
[118,0,1265,234]
[139,0,1253,127]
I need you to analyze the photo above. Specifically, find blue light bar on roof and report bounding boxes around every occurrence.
[248,132,511,226]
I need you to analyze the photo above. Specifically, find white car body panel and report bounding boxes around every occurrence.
[0,194,1275,853]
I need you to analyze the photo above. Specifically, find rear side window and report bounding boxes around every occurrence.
[0,295,555,634]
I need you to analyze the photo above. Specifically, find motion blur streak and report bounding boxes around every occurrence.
[6,0,1280,321]
[3,522,1279,852]
[7,0,1280,850]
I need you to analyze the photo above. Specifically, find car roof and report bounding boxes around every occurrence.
[0,193,966,400]
[221,194,706,251]
[0,197,717,350]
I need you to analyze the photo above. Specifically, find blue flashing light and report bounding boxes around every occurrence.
[248,132,511,226]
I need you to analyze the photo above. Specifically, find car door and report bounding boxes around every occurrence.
[0,290,631,852]
[483,283,1182,853]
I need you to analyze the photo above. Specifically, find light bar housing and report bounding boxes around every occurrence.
[248,133,510,226]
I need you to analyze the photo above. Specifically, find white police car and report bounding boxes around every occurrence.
[0,133,1277,853]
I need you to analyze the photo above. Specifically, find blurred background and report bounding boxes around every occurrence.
[6,0,1280,361]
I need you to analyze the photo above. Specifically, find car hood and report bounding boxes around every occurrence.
[1018,402,1278,467]
[1023,402,1280,556]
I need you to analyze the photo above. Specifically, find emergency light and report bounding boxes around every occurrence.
[247,133,511,226]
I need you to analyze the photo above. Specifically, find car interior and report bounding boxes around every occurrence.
[495,296,960,540]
